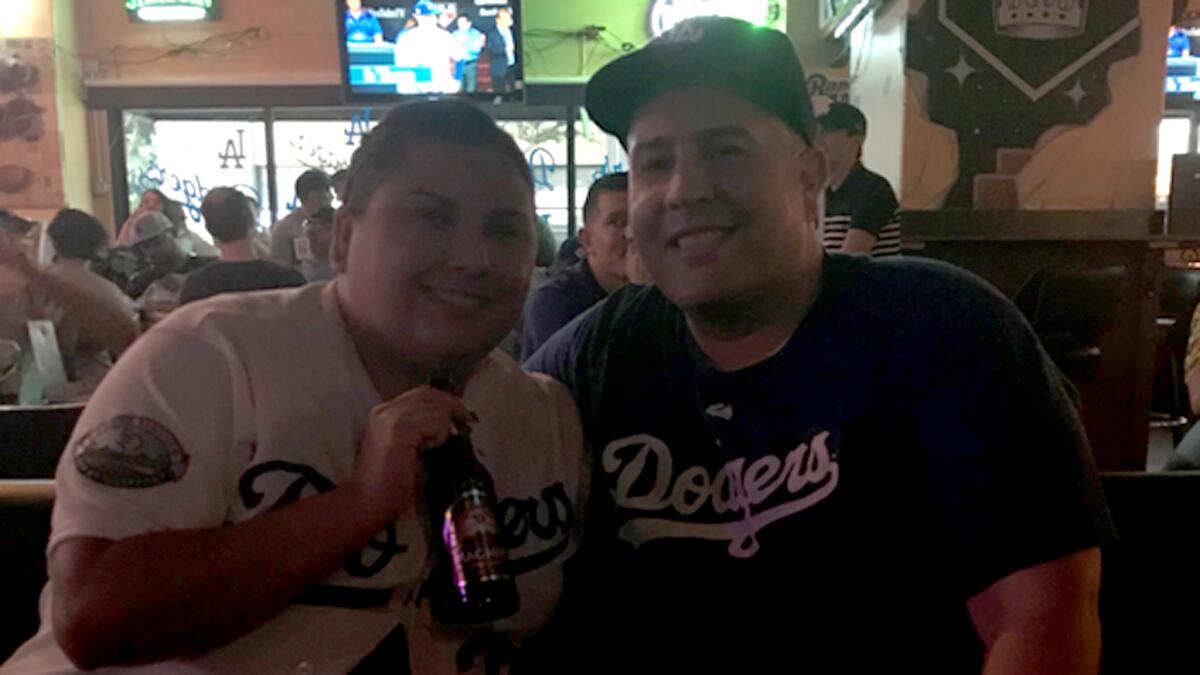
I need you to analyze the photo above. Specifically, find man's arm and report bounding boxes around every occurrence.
[0,234,138,354]
[53,487,384,669]
[1187,368,1200,416]
[839,229,878,255]
[266,219,296,266]
[968,548,1101,675]
[52,386,472,670]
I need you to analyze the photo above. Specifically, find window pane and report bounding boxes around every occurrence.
[496,120,568,245]
[272,118,372,216]
[1157,117,1192,210]
[575,111,627,234]
[124,114,269,242]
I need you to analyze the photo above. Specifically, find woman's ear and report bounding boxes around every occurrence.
[332,207,353,274]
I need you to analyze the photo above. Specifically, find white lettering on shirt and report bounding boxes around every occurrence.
[601,431,840,558]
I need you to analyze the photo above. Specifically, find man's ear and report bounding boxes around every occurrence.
[332,207,353,274]
[790,142,829,226]
[577,226,593,255]
[798,143,829,200]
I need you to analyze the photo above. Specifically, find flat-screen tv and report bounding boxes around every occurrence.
[337,0,523,102]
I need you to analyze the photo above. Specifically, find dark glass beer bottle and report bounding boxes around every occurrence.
[424,427,519,624]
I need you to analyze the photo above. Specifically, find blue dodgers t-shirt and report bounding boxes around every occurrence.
[518,260,607,361]
[525,254,1114,673]
[345,10,383,43]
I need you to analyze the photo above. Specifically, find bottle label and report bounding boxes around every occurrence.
[444,488,510,590]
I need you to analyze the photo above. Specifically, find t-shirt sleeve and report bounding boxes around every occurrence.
[49,325,243,553]
[177,272,205,306]
[522,300,604,396]
[519,285,585,362]
[907,274,1115,597]
[848,177,899,236]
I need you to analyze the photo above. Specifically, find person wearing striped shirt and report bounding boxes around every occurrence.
[816,103,901,258]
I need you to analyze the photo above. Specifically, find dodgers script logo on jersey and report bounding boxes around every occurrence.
[237,459,575,580]
[601,429,839,558]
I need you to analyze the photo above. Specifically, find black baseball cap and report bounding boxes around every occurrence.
[585,16,815,147]
[817,102,868,136]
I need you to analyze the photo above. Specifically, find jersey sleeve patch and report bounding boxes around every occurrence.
[73,415,191,488]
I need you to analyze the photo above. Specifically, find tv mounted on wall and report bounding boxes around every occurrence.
[337,0,524,103]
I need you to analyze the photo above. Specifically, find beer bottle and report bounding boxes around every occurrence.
[424,426,519,624]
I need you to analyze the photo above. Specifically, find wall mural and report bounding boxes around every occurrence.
[0,39,61,209]
[906,0,1142,207]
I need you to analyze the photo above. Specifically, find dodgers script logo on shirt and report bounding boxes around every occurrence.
[602,430,839,558]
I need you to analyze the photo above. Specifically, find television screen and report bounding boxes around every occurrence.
[337,0,523,102]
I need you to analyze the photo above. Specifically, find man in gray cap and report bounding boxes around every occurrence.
[525,16,1110,673]
[124,211,213,323]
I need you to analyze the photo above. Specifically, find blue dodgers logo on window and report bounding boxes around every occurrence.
[73,415,190,488]
[601,430,839,558]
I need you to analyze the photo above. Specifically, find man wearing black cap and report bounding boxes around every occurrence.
[525,16,1110,674]
[817,102,902,257]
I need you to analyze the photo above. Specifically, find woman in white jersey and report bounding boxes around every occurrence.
[3,100,586,674]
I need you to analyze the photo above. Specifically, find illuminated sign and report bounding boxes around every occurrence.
[648,0,784,38]
[125,0,219,23]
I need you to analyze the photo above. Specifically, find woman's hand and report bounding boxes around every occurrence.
[347,385,475,524]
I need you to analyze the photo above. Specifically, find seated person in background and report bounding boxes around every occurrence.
[179,187,306,305]
[42,209,140,387]
[296,206,337,283]
[519,172,628,359]
[269,169,333,269]
[816,103,902,258]
[1,99,585,674]
[163,197,220,258]
[331,168,349,204]
[115,188,166,247]
[123,212,214,323]
[550,234,581,275]
[501,217,559,359]
[0,210,139,393]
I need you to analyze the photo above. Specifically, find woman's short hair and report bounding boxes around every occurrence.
[343,99,532,216]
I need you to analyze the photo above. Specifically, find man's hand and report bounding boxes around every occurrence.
[349,385,475,524]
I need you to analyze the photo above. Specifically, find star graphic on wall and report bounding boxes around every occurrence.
[1062,79,1088,108]
[944,51,978,86]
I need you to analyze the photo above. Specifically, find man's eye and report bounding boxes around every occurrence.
[637,157,671,172]
[413,209,451,224]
